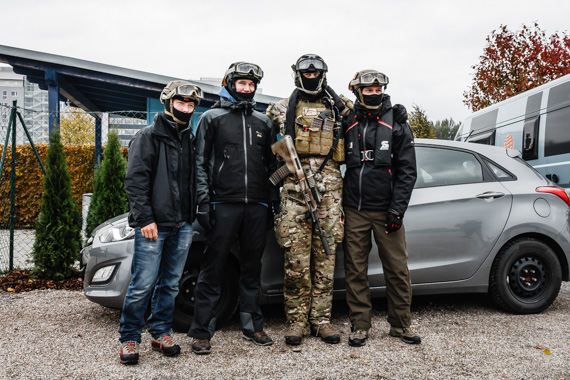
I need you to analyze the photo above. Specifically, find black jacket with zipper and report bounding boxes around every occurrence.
[195,97,276,205]
[125,112,196,228]
[343,96,417,216]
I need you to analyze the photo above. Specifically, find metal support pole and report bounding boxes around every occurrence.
[45,70,60,140]
[95,115,102,164]
[8,101,17,271]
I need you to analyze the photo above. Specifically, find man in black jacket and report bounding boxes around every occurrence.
[118,80,201,364]
[188,62,276,354]
[342,70,420,347]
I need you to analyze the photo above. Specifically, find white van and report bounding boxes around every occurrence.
[455,73,570,188]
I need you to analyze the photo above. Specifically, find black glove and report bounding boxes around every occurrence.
[271,200,281,216]
[197,202,212,232]
[385,212,402,234]
[393,104,408,124]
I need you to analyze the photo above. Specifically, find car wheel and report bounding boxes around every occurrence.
[171,261,239,332]
[490,237,562,314]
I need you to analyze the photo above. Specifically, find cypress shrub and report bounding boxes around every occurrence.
[32,130,82,279]
[85,131,128,235]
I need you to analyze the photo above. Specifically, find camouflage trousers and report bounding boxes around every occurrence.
[275,158,344,326]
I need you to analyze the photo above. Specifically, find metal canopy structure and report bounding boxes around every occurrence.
[0,44,280,159]
[0,44,260,113]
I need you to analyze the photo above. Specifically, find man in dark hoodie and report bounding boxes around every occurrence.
[119,80,202,364]
[342,70,420,347]
[188,62,276,355]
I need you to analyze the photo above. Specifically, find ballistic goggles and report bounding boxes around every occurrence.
[225,62,264,81]
[293,57,328,72]
[161,81,203,103]
[349,71,389,90]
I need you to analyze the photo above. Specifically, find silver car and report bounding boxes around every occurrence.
[81,139,570,331]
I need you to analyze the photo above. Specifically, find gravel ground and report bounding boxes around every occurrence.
[1,284,569,380]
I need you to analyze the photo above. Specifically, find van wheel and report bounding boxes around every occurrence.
[489,237,562,314]
[172,262,239,332]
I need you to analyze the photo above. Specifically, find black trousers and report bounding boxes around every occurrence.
[188,202,268,340]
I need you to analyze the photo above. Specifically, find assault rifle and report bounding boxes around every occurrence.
[269,135,333,256]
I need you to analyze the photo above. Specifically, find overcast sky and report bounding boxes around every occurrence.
[1,0,568,122]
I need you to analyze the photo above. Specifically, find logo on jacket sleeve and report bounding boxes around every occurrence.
[380,141,390,150]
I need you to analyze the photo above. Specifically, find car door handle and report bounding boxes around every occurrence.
[476,191,505,200]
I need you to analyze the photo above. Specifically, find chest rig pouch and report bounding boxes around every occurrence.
[294,100,338,158]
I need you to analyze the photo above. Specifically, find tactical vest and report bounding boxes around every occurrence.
[293,99,338,158]
[345,109,394,168]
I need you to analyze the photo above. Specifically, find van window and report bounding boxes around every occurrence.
[469,129,495,145]
[522,116,539,160]
[470,109,498,132]
[545,81,570,157]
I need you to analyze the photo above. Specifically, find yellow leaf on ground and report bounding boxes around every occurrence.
[544,348,551,355]
[7,288,15,292]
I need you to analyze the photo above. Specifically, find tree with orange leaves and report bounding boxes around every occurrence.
[464,23,570,112]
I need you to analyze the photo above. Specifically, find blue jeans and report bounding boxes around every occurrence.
[119,223,192,343]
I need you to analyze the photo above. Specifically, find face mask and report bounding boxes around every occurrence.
[172,106,192,124]
[234,91,255,101]
[362,94,383,107]
[301,75,321,92]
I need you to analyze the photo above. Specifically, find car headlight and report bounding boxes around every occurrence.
[92,265,116,283]
[98,221,135,243]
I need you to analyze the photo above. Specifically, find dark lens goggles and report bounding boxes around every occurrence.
[296,58,327,72]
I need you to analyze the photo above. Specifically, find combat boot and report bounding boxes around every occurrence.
[311,322,341,344]
[284,323,308,346]
[389,326,421,344]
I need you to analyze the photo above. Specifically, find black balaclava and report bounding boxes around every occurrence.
[300,73,322,92]
[362,94,384,108]
[227,76,257,102]
[165,96,195,126]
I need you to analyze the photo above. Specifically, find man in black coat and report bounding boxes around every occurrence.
[188,62,276,354]
[342,70,420,347]
[119,80,201,364]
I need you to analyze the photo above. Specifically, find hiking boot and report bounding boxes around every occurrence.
[191,338,211,355]
[120,341,139,365]
[348,329,368,347]
[242,331,274,346]
[311,323,341,344]
[151,334,181,357]
[389,326,421,344]
[284,324,308,346]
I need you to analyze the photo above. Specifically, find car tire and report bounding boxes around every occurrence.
[490,237,562,314]
[172,261,239,332]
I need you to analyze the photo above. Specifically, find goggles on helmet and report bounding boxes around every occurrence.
[225,62,264,81]
[173,84,203,99]
[161,81,203,103]
[349,71,389,90]
[294,57,327,72]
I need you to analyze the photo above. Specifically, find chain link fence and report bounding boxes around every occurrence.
[0,103,147,272]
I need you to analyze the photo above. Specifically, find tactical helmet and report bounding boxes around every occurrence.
[160,80,202,125]
[292,54,328,95]
[348,70,389,110]
[222,62,264,87]
[222,62,264,101]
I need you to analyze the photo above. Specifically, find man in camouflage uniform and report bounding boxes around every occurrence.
[268,54,347,345]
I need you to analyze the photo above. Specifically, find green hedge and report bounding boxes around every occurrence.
[0,144,128,228]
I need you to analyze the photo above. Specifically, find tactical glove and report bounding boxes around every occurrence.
[385,212,402,234]
[197,202,212,232]
[393,104,408,124]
